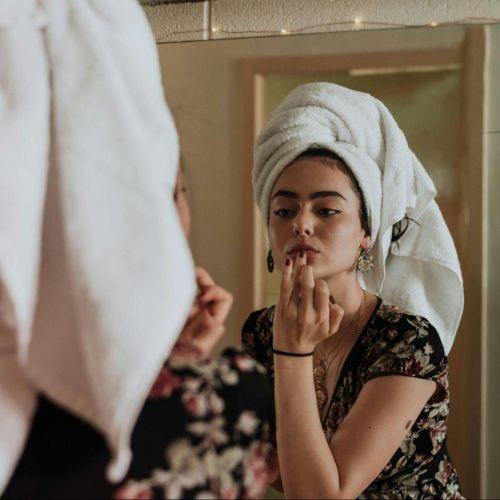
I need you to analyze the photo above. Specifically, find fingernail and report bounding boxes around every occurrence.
[299,250,305,258]
[285,258,291,266]
[329,295,336,304]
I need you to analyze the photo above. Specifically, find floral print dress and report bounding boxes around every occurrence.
[242,300,464,499]
[5,349,275,500]
[114,349,275,500]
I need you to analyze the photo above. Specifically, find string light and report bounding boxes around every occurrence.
[152,16,500,43]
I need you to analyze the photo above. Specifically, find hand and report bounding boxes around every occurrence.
[273,252,344,353]
[195,267,233,325]
[170,267,233,361]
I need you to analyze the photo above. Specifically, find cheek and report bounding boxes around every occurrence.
[320,221,364,253]
[267,224,287,261]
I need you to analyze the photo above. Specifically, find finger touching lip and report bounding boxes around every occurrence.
[289,249,318,260]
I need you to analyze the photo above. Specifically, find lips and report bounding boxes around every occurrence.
[287,244,319,256]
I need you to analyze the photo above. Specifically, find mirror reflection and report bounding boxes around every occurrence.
[157,23,499,499]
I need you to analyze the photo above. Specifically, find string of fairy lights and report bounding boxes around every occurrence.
[145,14,500,43]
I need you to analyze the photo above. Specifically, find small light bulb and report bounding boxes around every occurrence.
[211,26,220,33]
[280,28,289,35]
[430,21,438,27]
[354,17,362,26]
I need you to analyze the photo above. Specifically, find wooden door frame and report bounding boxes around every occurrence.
[238,27,485,498]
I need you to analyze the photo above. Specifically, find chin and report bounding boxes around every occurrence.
[310,265,329,279]
[310,265,341,281]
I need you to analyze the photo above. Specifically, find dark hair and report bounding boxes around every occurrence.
[391,216,419,246]
[295,147,413,243]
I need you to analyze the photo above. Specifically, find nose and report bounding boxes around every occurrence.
[292,214,314,236]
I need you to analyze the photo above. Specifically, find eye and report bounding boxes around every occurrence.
[315,208,340,217]
[272,209,296,218]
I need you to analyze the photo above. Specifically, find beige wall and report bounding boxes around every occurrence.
[156,23,500,497]
[150,3,500,496]
[142,0,500,42]
[157,25,466,349]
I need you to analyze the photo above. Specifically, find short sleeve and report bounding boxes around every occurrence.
[361,310,447,389]
[241,307,275,376]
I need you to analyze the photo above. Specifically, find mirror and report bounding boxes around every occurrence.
[154,22,499,499]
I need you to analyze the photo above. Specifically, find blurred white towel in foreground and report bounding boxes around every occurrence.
[0,0,195,492]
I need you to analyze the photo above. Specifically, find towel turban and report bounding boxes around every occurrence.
[0,0,195,491]
[253,82,463,355]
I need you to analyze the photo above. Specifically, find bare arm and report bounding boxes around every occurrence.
[273,254,436,499]
[275,363,435,498]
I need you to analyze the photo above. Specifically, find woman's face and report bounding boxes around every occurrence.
[268,157,370,280]
[174,168,191,237]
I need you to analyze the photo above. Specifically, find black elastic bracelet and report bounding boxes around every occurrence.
[272,347,314,357]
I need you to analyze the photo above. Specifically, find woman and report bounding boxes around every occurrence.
[5,167,276,500]
[111,169,276,499]
[242,82,464,499]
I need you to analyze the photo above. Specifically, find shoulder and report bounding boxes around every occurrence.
[241,306,275,348]
[362,302,446,382]
[371,302,445,356]
[242,306,275,334]
[165,348,267,383]
[241,306,275,367]
[221,346,269,376]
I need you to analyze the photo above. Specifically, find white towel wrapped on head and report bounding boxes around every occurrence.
[0,0,195,492]
[253,82,463,355]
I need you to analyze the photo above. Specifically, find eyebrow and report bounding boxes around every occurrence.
[272,189,347,201]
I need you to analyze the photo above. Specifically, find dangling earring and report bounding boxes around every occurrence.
[267,250,274,273]
[357,248,374,273]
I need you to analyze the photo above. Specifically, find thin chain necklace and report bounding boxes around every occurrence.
[313,289,366,409]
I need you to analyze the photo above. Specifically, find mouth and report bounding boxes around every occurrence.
[287,244,320,259]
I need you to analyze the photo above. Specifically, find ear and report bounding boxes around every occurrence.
[361,232,371,250]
